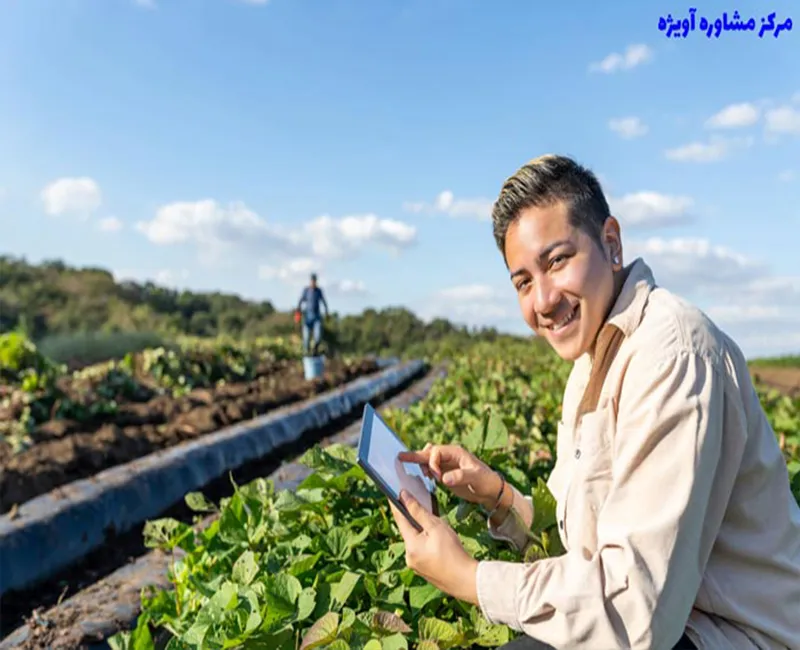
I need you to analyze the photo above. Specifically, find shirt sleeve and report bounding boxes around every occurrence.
[475,349,746,649]
[486,484,535,553]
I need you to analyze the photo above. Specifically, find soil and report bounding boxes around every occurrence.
[0,364,439,647]
[751,366,800,398]
[0,358,379,514]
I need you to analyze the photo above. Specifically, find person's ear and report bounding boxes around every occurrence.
[602,216,623,270]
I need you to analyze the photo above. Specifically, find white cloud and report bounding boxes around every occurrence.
[628,237,800,357]
[608,117,648,139]
[330,279,368,295]
[136,200,416,262]
[665,140,727,163]
[706,305,782,322]
[403,190,493,221]
[300,213,417,259]
[627,237,763,292]
[778,169,796,182]
[41,177,102,217]
[608,191,693,228]
[765,105,800,135]
[97,216,123,232]
[258,257,319,284]
[589,44,653,74]
[705,102,760,129]
[137,200,277,249]
[664,136,752,163]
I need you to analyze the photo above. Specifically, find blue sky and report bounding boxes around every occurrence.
[0,0,798,357]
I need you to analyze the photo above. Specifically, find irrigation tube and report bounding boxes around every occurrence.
[0,358,425,598]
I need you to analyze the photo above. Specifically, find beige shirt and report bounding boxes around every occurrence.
[475,258,800,649]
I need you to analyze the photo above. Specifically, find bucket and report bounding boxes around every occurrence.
[302,355,325,380]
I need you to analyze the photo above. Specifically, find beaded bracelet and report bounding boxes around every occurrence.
[484,473,506,520]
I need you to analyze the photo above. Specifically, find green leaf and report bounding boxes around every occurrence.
[297,587,317,622]
[416,642,440,650]
[461,418,484,454]
[142,518,193,551]
[483,410,509,451]
[379,633,408,650]
[288,552,323,577]
[327,641,350,650]
[232,549,259,586]
[331,571,362,610]
[418,617,457,643]
[409,584,443,611]
[263,573,302,630]
[184,491,217,513]
[531,477,557,533]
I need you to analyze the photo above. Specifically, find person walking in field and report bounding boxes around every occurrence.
[389,155,800,649]
[296,273,329,356]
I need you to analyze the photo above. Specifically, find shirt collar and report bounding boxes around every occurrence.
[604,256,656,338]
[572,257,656,374]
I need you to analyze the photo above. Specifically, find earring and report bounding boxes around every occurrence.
[613,256,620,264]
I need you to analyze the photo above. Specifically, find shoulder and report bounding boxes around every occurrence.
[629,285,733,370]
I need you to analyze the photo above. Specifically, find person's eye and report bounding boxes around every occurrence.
[549,254,568,270]
[515,278,530,292]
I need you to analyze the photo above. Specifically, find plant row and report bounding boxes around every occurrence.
[0,333,302,453]
[97,340,800,649]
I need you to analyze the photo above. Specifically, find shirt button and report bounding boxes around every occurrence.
[559,520,564,529]
[574,449,581,459]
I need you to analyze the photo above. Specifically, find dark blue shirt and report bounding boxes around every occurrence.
[298,286,327,321]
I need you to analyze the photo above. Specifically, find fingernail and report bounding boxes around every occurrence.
[444,475,454,485]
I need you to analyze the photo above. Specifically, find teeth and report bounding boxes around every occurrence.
[550,306,577,331]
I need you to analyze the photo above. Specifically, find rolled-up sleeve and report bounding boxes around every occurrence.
[475,349,747,649]
[486,485,535,553]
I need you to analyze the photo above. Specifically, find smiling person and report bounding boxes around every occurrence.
[389,155,800,649]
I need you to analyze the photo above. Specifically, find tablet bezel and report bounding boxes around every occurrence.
[357,403,439,533]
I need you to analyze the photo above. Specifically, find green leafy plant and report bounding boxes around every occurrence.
[106,340,799,649]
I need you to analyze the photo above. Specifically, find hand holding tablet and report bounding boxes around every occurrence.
[357,403,439,531]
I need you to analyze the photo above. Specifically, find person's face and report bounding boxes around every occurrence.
[504,201,622,361]
[310,278,317,288]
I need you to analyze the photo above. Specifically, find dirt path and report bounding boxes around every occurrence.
[750,366,800,398]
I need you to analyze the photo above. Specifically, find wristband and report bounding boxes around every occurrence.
[484,473,506,520]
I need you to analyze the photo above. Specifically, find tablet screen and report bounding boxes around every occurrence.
[361,406,436,514]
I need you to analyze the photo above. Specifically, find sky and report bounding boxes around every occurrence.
[0,0,798,359]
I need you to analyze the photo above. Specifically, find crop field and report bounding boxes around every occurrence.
[87,340,798,650]
[0,333,381,514]
[1,332,798,649]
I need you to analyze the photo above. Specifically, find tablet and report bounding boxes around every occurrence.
[357,403,438,532]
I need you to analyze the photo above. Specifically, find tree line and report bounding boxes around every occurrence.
[0,255,528,365]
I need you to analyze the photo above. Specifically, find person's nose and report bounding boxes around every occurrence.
[533,273,562,316]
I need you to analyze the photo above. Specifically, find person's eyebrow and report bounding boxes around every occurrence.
[509,239,572,279]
